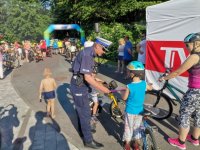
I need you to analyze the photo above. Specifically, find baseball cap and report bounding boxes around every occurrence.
[95,37,112,51]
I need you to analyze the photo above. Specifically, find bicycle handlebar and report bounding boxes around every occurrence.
[110,88,126,93]
[159,68,172,79]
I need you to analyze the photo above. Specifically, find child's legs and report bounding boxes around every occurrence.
[91,94,99,115]
[92,102,99,115]
[47,100,51,114]
[123,113,136,143]
[49,99,55,116]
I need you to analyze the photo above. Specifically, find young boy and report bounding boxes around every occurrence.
[39,68,57,118]
[122,61,152,150]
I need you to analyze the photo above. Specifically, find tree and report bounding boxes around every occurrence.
[0,0,52,42]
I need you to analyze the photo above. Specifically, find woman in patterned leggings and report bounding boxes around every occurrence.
[160,32,200,150]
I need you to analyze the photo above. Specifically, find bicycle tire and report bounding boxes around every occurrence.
[144,91,173,120]
[110,99,125,119]
[144,127,158,150]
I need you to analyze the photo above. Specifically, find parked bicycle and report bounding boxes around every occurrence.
[144,68,185,120]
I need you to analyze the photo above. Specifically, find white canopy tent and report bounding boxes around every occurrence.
[146,0,200,97]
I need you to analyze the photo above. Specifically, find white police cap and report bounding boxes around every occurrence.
[95,37,112,51]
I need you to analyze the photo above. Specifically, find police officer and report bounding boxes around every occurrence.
[70,37,112,149]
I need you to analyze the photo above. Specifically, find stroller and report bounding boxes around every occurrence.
[46,47,52,57]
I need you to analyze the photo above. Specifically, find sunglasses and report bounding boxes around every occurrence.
[185,43,191,48]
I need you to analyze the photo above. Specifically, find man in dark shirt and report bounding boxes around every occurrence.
[70,37,112,149]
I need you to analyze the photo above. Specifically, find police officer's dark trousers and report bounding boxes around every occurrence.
[70,81,93,143]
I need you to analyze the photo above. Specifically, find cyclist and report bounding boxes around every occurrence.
[160,32,200,150]
[122,61,152,150]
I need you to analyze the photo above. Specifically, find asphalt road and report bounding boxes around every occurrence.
[12,55,199,150]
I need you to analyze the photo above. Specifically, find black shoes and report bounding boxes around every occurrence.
[84,140,104,149]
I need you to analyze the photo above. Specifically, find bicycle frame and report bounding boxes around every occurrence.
[108,93,118,106]
[141,115,158,150]
[160,69,186,104]
[166,82,185,103]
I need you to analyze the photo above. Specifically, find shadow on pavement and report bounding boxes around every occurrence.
[3,68,13,79]
[98,65,131,85]
[29,111,70,150]
[56,83,82,137]
[98,103,124,146]
[0,104,20,150]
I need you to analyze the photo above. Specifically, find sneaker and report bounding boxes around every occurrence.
[186,135,199,146]
[168,138,186,150]
[115,70,119,73]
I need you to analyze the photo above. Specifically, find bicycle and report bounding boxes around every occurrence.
[138,110,159,150]
[144,68,185,120]
[103,80,126,120]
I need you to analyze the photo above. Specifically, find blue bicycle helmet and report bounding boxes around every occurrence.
[127,61,144,71]
[184,33,200,43]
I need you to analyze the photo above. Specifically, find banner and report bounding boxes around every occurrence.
[146,0,200,98]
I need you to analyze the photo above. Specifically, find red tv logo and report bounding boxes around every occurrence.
[146,41,189,77]
[161,47,187,69]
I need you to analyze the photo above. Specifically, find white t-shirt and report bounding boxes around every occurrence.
[118,44,125,56]
[137,39,146,64]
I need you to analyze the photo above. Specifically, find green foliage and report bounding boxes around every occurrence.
[0,0,52,42]
[87,23,132,61]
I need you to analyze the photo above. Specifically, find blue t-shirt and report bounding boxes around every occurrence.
[123,40,133,61]
[125,80,146,114]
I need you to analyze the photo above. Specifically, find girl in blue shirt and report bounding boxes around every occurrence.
[122,61,152,150]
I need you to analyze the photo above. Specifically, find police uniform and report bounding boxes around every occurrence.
[70,46,95,143]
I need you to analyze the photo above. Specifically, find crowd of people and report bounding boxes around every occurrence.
[0,37,80,80]
[115,34,146,79]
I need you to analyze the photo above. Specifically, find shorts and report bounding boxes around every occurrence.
[43,91,56,100]
[89,91,99,102]
[118,56,124,61]
[123,113,143,142]
[179,88,200,128]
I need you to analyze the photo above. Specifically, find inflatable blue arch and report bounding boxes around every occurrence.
[44,24,85,46]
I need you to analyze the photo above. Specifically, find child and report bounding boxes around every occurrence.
[90,67,104,122]
[122,61,152,150]
[115,38,125,74]
[39,68,57,118]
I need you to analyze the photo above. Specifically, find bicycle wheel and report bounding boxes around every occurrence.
[144,127,158,150]
[144,91,173,120]
[110,99,125,119]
